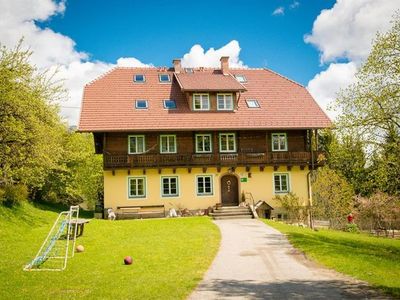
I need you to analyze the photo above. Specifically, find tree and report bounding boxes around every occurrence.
[273,192,306,224]
[35,131,103,209]
[355,192,400,235]
[0,41,102,209]
[312,166,354,229]
[319,129,369,195]
[0,41,65,192]
[333,13,400,196]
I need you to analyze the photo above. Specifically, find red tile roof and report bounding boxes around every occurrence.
[78,67,331,132]
[175,71,246,91]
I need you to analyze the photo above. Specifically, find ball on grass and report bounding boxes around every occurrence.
[124,256,133,265]
[76,245,84,252]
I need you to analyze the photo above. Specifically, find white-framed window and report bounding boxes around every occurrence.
[246,99,260,108]
[128,135,145,154]
[195,134,212,153]
[193,94,210,111]
[185,68,194,73]
[160,135,177,153]
[161,176,179,197]
[128,177,146,198]
[135,100,148,109]
[163,99,177,109]
[196,175,213,196]
[159,74,171,83]
[274,173,290,193]
[217,94,234,110]
[133,74,145,83]
[271,133,288,151]
[219,133,236,153]
[234,74,247,83]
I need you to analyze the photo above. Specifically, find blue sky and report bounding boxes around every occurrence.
[40,0,335,86]
[1,0,398,125]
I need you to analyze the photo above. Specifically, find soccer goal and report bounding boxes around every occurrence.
[23,205,80,271]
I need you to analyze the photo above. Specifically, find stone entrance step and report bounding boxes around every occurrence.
[210,206,253,220]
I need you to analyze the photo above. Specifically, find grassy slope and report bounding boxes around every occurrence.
[0,203,220,299]
[263,220,400,297]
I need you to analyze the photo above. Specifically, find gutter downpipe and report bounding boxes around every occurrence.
[307,129,316,229]
[307,171,314,229]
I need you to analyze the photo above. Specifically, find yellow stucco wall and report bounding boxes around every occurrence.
[104,166,310,216]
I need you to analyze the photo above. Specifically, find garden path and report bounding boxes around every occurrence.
[189,219,387,299]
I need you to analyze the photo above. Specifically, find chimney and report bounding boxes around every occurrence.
[173,59,182,73]
[220,56,229,75]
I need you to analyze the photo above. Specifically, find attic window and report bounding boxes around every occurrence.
[134,74,146,83]
[246,99,260,108]
[185,68,194,73]
[135,100,148,109]
[235,75,247,83]
[159,74,171,83]
[163,99,177,109]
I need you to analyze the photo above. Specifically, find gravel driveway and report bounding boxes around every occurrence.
[189,219,388,299]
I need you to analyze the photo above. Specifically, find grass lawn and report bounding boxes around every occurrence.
[0,203,220,299]
[263,219,400,297]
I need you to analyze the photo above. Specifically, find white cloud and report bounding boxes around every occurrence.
[0,0,150,126]
[272,7,285,16]
[181,40,247,68]
[116,57,153,67]
[0,0,85,67]
[306,0,400,119]
[307,62,357,119]
[290,1,300,9]
[305,0,400,63]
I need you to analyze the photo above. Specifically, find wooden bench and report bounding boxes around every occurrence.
[116,205,166,219]
[313,220,330,229]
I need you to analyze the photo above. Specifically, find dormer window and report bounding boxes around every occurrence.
[159,74,171,83]
[135,100,148,109]
[217,94,234,111]
[134,74,146,83]
[185,68,194,73]
[193,94,210,111]
[234,75,247,83]
[163,99,177,109]
[246,99,260,108]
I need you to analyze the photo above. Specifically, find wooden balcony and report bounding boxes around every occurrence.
[103,151,324,170]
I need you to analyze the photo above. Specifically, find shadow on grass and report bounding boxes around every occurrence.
[275,230,400,297]
[193,279,388,299]
[32,201,94,218]
[288,231,400,262]
[0,201,93,229]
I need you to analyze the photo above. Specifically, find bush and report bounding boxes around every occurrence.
[0,184,29,207]
[345,223,360,233]
[273,192,307,224]
[312,166,354,229]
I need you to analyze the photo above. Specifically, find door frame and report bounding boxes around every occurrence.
[219,172,240,206]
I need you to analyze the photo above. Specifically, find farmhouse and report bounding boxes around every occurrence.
[79,57,331,219]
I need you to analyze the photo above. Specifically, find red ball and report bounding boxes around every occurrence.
[124,256,133,265]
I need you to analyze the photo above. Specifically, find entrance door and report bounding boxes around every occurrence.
[221,175,239,206]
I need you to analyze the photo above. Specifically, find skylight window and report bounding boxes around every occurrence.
[159,74,171,83]
[246,99,260,108]
[134,74,146,83]
[163,99,177,109]
[235,75,247,83]
[135,100,148,109]
[185,68,194,73]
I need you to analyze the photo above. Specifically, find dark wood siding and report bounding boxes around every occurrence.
[104,130,308,154]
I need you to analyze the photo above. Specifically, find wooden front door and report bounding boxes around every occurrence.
[221,175,239,206]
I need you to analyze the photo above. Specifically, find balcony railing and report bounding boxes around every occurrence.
[103,151,324,169]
